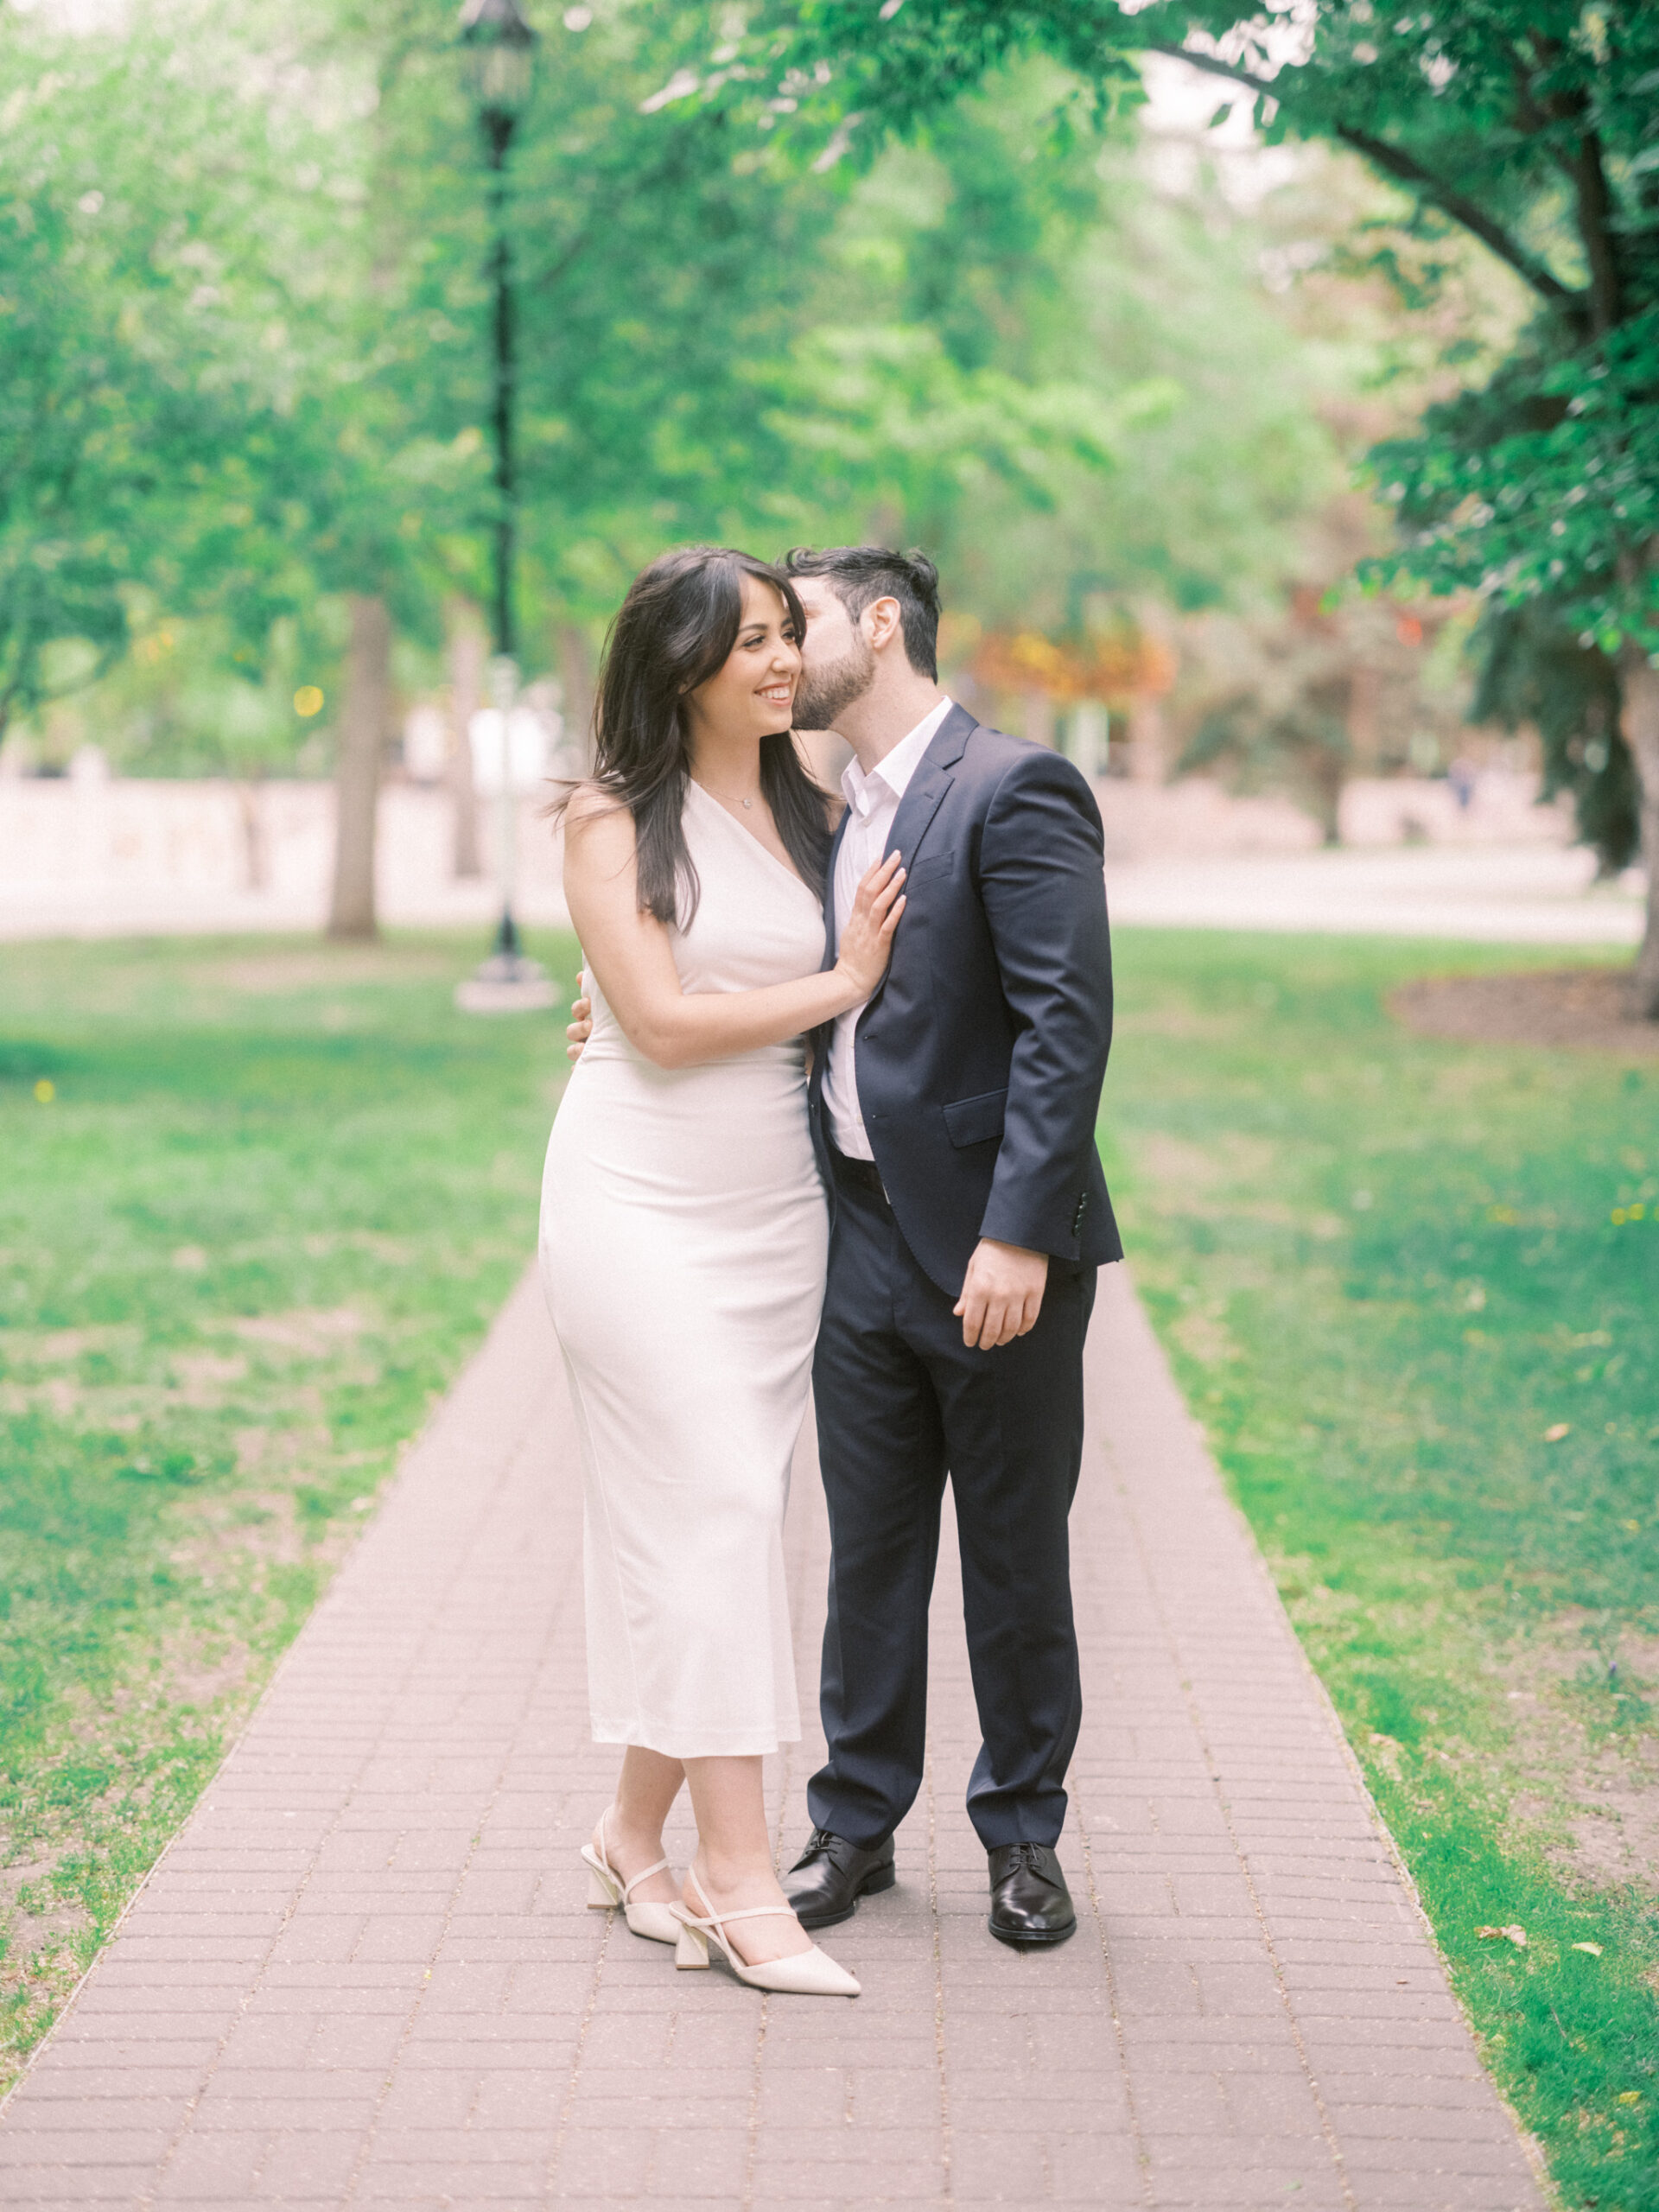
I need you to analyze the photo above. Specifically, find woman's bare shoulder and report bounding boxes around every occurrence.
[562,781,634,844]
[560,784,638,904]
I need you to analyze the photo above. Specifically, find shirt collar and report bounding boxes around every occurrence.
[840,696,954,820]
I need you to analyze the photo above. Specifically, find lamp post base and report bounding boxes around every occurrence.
[454,949,558,1014]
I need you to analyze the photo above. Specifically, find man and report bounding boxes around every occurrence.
[569,548,1119,1947]
[779,548,1118,1948]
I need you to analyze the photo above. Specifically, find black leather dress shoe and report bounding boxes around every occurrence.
[987,1842,1077,1948]
[784,1828,897,1930]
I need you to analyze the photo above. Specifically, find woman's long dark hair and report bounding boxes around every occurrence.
[559,545,833,926]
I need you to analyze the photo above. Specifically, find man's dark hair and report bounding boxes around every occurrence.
[783,546,942,682]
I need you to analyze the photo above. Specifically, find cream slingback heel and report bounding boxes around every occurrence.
[671,1868,860,1996]
[580,1811,680,1945]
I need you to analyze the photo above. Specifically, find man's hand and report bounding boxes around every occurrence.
[566,968,594,1062]
[953,1238,1048,1351]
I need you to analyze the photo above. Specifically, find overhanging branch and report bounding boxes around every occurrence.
[1139,41,1585,318]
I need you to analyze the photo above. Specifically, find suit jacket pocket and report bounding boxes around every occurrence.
[943,1087,1007,1147]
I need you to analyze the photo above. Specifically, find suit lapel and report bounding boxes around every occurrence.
[822,808,851,969]
[861,702,976,1018]
[883,702,975,871]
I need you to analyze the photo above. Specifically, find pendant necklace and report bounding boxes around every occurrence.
[696,775,759,812]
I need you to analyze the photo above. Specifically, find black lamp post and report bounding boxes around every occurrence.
[461,0,537,676]
[454,0,556,1011]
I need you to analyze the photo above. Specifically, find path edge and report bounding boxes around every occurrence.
[0,1256,543,2123]
[1117,1262,1560,2206]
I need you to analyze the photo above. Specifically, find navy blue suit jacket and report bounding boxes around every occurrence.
[807,702,1121,1297]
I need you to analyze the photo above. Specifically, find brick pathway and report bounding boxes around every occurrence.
[0,1265,1547,2209]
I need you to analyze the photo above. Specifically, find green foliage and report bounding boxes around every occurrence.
[8,0,1356,735]
[0,8,289,732]
[1105,929,1659,2208]
[799,79,1346,626]
[502,11,837,603]
[503,28,1195,620]
[1472,604,1641,874]
[1371,307,1659,658]
[745,1,1657,627]
[32,603,342,779]
[0,929,576,2085]
[730,0,1659,918]
[0,0,515,750]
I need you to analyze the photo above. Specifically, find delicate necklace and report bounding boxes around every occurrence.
[696,775,759,812]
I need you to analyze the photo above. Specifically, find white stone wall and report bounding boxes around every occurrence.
[1093,767,1570,861]
[0,772,569,939]
[0,760,1576,941]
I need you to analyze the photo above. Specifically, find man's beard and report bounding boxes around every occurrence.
[792,630,876,732]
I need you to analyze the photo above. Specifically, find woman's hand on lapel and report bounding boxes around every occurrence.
[831,850,906,1001]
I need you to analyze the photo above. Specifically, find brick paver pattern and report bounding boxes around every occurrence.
[0,1265,1548,2209]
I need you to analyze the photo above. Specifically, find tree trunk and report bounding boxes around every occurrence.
[327,594,390,940]
[556,621,596,771]
[1347,664,1380,766]
[1303,745,1345,845]
[447,606,484,879]
[236,777,268,892]
[1020,691,1056,749]
[1620,644,1659,1019]
[1128,692,1166,785]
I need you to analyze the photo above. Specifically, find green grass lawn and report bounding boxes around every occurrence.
[1103,930,1659,2212]
[3,926,1656,2209]
[0,929,578,2091]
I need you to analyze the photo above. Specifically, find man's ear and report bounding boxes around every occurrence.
[862,595,905,655]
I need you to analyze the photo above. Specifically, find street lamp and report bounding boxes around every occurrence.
[461,0,537,677]
[456,0,555,1011]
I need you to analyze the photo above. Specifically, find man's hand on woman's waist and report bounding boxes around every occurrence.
[567,969,594,1061]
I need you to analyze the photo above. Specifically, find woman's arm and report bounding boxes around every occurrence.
[563,795,904,1071]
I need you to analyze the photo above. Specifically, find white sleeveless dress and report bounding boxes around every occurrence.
[539,780,829,1757]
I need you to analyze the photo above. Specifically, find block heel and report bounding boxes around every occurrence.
[580,1812,681,1945]
[670,1873,860,1997]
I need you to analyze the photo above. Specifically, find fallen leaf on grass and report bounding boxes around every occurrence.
[1477,1925,1528,1947]
[1543,1423,1571,1442]
[1572,1942,1602,1957]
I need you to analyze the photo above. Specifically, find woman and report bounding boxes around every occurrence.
[541,546,905,1997]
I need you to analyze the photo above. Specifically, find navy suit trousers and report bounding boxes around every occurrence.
[807,1161,1096,1852]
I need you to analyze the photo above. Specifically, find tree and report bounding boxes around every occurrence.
[1469,603,1638,877]
[763,75,1344,630]
[0,8,300,743]
[328,595,392,937]
[717,0,1659,1010]
[499,12,1134,620]
[0,0,475,931]
[16,0,1491,944]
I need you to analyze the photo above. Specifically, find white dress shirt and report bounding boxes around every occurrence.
[823,696,954,1159]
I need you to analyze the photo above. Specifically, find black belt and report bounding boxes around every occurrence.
[829,1145,890,1206]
